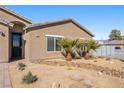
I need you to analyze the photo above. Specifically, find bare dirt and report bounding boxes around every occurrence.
[9,60,124,88]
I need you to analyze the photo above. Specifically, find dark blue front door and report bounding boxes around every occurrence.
[11,32,22,59]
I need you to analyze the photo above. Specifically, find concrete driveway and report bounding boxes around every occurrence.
[0,63,12,88]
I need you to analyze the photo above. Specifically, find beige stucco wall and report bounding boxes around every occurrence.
[0,8,93,62]
[0,9,31,62]
[27,22,92,61]
[0,8,31,25]
[23,31,30,61]
[0,23,26,62]
[0,24,9,62]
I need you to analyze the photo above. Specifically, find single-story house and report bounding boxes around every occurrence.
[0,6,94,63]
[93,40,124,60]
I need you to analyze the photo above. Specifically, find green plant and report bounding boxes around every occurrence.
[109,29,124,40]
[17,62,26,71]
[58,38,79,61]
[85,39,101,53]
[75,39,86,57]
[22,71,38,84]
[84,39,101,59]
[59,38,101,60]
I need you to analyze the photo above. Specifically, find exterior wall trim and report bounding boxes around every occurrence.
[80,38,85,40]
[45,34,64,38]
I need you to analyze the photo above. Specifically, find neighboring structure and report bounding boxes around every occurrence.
[93,40,124,60]
[0,6,94,63]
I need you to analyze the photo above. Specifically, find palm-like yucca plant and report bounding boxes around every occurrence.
[75,39,86,57]
[84,39,101,59]
[58,38,79,61]
[59,38,101,60]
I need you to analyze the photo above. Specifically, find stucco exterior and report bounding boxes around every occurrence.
[0,24,9,62]
[27,22,92,61]
[0,6,94,63]
[0,6,31,63]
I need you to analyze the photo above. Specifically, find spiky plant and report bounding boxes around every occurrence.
[58,38,79,61]
[75,39,86,57]
[22,71,38,84]
[17,62,26,71]
[84,39,101,59]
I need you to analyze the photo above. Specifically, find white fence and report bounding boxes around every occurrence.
[93,45,124,60]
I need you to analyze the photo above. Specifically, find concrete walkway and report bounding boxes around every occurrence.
[0,63,12,88]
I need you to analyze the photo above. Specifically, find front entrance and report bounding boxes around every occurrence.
[11,32,22,59]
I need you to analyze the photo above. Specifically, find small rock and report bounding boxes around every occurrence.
[97,71,102,75]
[82,79,93,88]
[51,82,61,88]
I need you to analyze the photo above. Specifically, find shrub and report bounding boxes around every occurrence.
[17,62,26,71]
[58,38,79,61]
[59,38,101,60]
[22,71,38,84]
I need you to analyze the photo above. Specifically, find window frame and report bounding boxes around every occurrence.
[46,34,64,52]
[47,36,55,51]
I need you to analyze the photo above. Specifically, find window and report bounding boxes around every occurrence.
[56,37,61,51]
[13,34,21,47]
[47,37,54,51]
[115,46,121,50]
[47,36,61,51]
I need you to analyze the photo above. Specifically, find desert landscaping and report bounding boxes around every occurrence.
[9,57,124,88]
[8,38,124,88]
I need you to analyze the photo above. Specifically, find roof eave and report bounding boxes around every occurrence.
[70,19,94,37]
[25,19,94,37]
[0,6,32,24]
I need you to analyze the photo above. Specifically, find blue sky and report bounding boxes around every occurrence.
[6,5,124,40]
